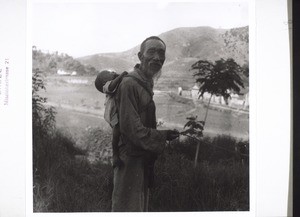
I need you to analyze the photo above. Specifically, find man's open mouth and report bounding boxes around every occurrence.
[149,62,162,70]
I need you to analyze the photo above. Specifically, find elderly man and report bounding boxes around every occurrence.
[111,36,179,212]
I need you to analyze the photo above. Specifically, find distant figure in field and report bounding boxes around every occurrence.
[111,36,179,212]
[95,70,128,168]
[178,86,183,96]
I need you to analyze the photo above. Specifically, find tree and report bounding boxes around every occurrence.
[184,58,245,167]
[48,58,57,70]
[32,68,56,178]
[191,58,244,100]
[32,68,56,135]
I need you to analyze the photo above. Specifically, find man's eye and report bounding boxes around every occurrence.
[147,49,165,56]
[147,49,155,55]
[158,51,165,56]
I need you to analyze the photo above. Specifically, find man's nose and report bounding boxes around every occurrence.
[153,52,160,60]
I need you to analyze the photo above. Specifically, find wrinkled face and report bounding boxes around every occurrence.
[138,39,166,79]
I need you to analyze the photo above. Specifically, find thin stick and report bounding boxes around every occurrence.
[203,93,213,124]
[194,94,212,168]
[194,141,200,168]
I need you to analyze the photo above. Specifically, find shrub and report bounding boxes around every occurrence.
[150,147,249,211]
[171,135,249,164]
[33,133,249,212]
[148,135,249,211]
[47,160,113,212]
[32,69,93,211]
[32,68,57,180]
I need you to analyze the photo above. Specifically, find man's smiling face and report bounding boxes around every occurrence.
[138,39,166,79]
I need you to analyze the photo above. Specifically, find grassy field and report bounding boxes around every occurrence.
[33,129,249,212]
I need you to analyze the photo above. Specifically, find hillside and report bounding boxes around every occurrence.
[78,26,248,69]
[77,26,248,90]
[32,48,98,76]
[32,26,248,90]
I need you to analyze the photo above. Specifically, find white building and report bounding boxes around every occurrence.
[190,83,249,110]
[57,69,71,76]
[191,84,200,99]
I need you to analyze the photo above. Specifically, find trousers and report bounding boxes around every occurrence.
[111,148,150,212]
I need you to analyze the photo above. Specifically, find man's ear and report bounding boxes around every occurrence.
[138,52,142,61]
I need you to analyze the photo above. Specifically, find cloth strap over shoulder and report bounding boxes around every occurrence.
[125,74,156,128]
[125,75,153,98]
[125,74,155,116]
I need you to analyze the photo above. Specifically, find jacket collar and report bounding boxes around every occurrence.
[132,64,154,88]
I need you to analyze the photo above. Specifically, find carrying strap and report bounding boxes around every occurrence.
[125,74,156,126]
[125,74,153,98]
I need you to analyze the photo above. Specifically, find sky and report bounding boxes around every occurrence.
[32,1,249,58]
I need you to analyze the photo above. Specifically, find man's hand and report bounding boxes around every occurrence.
[121,71,129,76]
[113,155,124,169]
[166,129,179,141]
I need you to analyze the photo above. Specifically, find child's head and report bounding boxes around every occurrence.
[95,70,118,93]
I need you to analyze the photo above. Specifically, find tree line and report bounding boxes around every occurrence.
[32,47,98,76]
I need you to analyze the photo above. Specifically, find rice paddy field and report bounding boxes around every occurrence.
[41,75,249,144]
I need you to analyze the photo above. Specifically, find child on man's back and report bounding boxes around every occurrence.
[95,70,128,168]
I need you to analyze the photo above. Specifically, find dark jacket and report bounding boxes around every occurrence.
[115,65,167,157]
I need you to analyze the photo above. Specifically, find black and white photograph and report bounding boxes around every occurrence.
[0,0,294,216]
[31,1,251,213]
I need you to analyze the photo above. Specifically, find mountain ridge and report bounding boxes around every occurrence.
[77,26,248,73]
